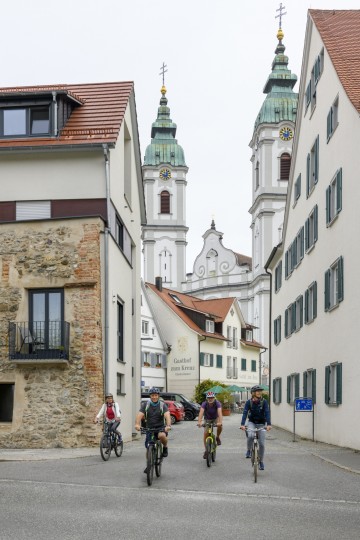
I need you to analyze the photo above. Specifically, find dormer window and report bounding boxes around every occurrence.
[0,105,51,137]
[206,320,215,333]
[246,329,253,342]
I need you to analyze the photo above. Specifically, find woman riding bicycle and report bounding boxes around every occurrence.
[197,391,223,459]
[94,393,122,438]
[240,385,271,470]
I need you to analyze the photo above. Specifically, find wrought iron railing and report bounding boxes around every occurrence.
[8,321,70,360]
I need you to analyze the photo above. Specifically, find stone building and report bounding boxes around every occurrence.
[0,82,145,448]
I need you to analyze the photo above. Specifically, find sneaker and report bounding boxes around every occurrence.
[246,450,251,459]
[143,467,148,474]
[162,446,168,458]
[259,462,265,470]
[216,436,221,446]
[203,451,208,459]
[105,449,109,455]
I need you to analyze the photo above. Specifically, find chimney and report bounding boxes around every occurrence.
[155,276,163,291]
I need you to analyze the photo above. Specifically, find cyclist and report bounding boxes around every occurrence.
[135,387,171,472]
[197,391,223,459]
[94,393,122,452]
[240,385,271,470]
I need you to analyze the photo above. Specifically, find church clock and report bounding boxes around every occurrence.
[159,168,172,180]
[279,126,294,141]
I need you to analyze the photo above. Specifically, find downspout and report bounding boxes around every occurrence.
[265,266,272,411]
[198,336,206,386]
[103,144,111,394]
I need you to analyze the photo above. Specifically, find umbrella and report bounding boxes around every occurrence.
[205,385,226,394]
[227,384,247,393]
[261,385,269,391]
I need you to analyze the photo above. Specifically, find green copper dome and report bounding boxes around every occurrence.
[254,30,298,131]
[144,87,186,167]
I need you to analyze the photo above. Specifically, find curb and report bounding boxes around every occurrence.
[312,453,360,475]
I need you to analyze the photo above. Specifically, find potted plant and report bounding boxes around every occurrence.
[143,361,150,367]
[155,362,162,368]
[216,389,232,416]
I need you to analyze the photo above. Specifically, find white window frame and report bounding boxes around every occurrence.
[227,326,232,348]
[232,327,238,348]
[326,168,342,226]
[245,329,253,342]
[204,353,211,367]
[325,257,344,312]
[206,320,215,333]
[142,320,149,335]
[305,281,317,324]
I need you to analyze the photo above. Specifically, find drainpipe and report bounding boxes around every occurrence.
[198,336,206,386]
[103,144,111,394]
[265,266,273,411]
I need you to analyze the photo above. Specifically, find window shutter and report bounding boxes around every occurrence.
[337,168,342,214]
[216,355,222,368]
[325,366,330,404]
[336,363,342,404]
[324,270,330,311]
[313,281,317,319]
[285,250,289,278]
[279,378,282,403]
[279,316,281,343]
[314,135,319,184]
[300,226,304,259]
[303,371,307,397]
[161,354,167,368]
[304,289,309,323]
[273,319,277,344]
[338,256,344,303]
[312,369,317,404]
[291,302,296,333]
[306,153,310,196]
[327,110,331,140]
[285,309,289,337]
[300,296,304,328]
[305,218,309,251]
[287,376,291,403]
[150,353,156,367]
[200,352,204,366]
[210,354,214,367]
[314,205,318,242]
[295,374,300,399]
[326,186,331,225]
[272,379,276,403]
[141,351,145,364]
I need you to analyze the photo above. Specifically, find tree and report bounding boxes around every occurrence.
[193,378,224,404]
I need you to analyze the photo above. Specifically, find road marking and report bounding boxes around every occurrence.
[1,478,359,506]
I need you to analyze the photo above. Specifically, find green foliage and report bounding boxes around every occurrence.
[216,389,232,409]
[193,379,224,404]
[262,392,269,403]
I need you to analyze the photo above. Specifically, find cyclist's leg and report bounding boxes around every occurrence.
[157,430,168,456]
[112,420,121,437]
[216,418,222,444]
[256,423,266,461]
[247,421,256,453]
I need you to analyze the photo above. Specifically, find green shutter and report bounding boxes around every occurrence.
[291,303,296,333]
[337,168,342,214]
[327,110,331,140]
[285,309,289,337]
[325,366,330,404]
[336,363,342,404]
[304,289,309,324]
[312,369,317,404]
[313,281,317,319]
[273,379,276,403]
[306,153,310,196]
[279,378,282,403]
[295,374,300,399]
[200,352,204,366]
[338,256,344,303]
[314,205,318,242]
[216,355,222,368]
[324,270,330,311]
[273,319,277,344]
[287,376,291,403]
[300,226,304,259]
[210,354,214,367]
[314,135,319,184]
[300,296,304,328]
[303,371,307,397]
[279,316,281,343]
[305,218,309,250]
[326,186,331,225]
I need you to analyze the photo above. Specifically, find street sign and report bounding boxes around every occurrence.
[295,397,313,412]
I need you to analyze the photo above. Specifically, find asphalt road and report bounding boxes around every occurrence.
[0,415,359,540]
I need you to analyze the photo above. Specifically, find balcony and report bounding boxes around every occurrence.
[8,321,70,364]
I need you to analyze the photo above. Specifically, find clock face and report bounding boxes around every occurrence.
[279,126,294,141]
[159,168,171,180]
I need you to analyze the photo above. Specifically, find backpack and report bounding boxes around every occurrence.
[141,399,165,428]
[248,398,265,421]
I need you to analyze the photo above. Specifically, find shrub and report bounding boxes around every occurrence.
[193,379,224,404]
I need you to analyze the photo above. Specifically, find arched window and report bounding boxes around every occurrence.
[160,191,170,214]
[280,153,291,180]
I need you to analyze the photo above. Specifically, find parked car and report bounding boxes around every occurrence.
[140,398,184,424]
[141,392,200,421]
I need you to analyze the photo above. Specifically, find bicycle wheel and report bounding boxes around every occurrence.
[253,444,258,483]
[211,438,216,462]
[155,442,162,477]
[146,445,154,486]
[100,434,111,461]
[114,435,123,457]
[206,439,212,468]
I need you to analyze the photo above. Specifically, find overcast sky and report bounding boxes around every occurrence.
[1,0,359,272]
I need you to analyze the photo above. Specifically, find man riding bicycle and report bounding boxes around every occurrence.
[135,387,171,472]
[240,385,271,470]
[197,391,223,459]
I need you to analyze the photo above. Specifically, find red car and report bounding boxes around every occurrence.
[164,400,185,424]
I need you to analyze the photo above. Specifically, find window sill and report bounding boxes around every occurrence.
[117,392,126,396]
[117,360,126,364]
[306,243,315,255]
[327,213,339,228]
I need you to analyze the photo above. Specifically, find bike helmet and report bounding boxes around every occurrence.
[149,387,160,395]
[250,385,263,393]
[105,393,113,398]
[206,391,216,399]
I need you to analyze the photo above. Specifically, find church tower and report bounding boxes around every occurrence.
[142,84,188,291]
[248,16,298,367]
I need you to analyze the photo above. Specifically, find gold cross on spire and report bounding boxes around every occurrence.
[159,62,168,87]
[275,2,287,28]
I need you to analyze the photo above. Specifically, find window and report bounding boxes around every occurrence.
[241,358,247,371]
[203,353,211,367]
[143,351,150,366]
[273,378,282,404]
[305,281,317,324]
[0,383,14,422]
[115,217,124,250]
[326,168,342,226]
[287,373,300,404]
[142,320,149,335]
[306,136,319,197]
[29,289,64,351]
[245,329,253,342]
[325,256,344,311]
[325,363,342,405]
[295,295,304,332]
[327,97,339,141]
[206,320,215,333]
[169,293,182,304]
[285,228,304,277]
[1,106,50,137]
[305,80,311,111]
[294,174,301,204]
[227,326,232,348]
[284,304,293,338]
[216,355,222,368]
[117,373,125,395]
[251,360,257,372]
[160,191,170,214]
[274,315,281,345]
[280,153,291,181]
[117,301,124,362]
[305,205,318,252]
[233,357,238,378]
[275,261,282,292]
[303,369,316,403]
[16,201,51,221]
[232,327,238,348]
[255,161,260,190]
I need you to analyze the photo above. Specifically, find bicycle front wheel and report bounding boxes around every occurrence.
[155,443,162,477]
[100,434,111,461]
[114,435,123,457]
[211,438,216,463]
[206,439,212,468]
[253,444,258,483]
[146,445,154,486]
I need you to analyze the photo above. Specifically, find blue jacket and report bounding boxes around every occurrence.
[241,398,271,426]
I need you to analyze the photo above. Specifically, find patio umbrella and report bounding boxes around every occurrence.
[205,385,226,394]
[261,385,269,391]
[227,384,247,393]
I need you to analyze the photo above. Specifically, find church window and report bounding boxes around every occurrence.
[160,191,170,213]
[280,153,291,181]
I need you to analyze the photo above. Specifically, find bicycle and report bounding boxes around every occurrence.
[246,427,266,482]
[203,420,217,468]
[141,427,165,486]
[99,420,123,461]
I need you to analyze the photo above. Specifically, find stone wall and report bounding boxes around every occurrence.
[0,218,104,448]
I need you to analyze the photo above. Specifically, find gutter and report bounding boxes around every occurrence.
[103,144,111,394]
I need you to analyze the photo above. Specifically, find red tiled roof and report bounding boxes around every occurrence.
[310,10,360,113]
[0,81,134,148]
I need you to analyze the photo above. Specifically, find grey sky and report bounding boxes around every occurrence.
[1,0,359,272]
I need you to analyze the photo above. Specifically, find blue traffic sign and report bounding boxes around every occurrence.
[295,398,313,412]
